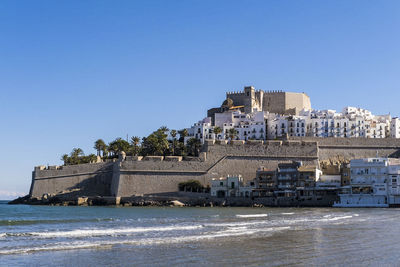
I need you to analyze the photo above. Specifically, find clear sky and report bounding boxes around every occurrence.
[1,0,400,199]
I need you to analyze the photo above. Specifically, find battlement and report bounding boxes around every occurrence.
[226,91,246,96]
[264,90,284,93]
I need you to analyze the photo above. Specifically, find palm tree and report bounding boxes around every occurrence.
[87,154,97,163]
[186,138,201,156]
[159,126,169,133]
[130,136,140,146]
[61,154,69,165]
[213,126,222,139]
[102,145,109,158]
[228,128,237,141]
[178,129,188,143]
[94,139,106,157]
[170,130,177,155]
[70,148,84,158]
[130,136,141,156]
[170,129,177,139]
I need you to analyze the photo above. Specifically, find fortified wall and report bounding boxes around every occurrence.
[288,137,400,161]
[29,162,114,198]
[29,138,400,199]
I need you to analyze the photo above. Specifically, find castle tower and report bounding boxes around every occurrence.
[244,86,261,113]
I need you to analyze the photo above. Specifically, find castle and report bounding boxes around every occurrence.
[26,86,400,204]
[207,86,311,120]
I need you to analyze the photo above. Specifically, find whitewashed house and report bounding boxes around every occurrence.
[210,175,255,198]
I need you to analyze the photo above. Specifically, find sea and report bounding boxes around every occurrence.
[1,200,400,267]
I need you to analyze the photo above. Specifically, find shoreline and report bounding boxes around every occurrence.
[8,194,337,208]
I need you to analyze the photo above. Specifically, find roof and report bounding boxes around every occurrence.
[298,166,317,172]
[229,105,244,110]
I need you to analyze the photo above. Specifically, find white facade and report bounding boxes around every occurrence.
[316,175,341,188]
[334,158,400,208]
[186,105,395,144]
[387,164,400,205]
[391,118,400,138]
[210,175,254,198]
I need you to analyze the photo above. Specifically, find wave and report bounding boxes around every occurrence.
[321,215,353,222]
[3,225,203,239]
[0,218,113,226]
[0,226,290,255]
[0,241,109,255]
[281,213,294,215]
[236,214,268,218]
[206,220,270,228]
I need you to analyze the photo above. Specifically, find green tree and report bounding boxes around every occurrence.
[61,154,69,165]
[213,126,222,139]
[186,138,201,156]
[159,126,169,132]
[170,130,177,155]
[94,139,106,157]
[141,127,170,156]
[178,129,188,143]
[70,148,84,158]
[178,180,203,192]
[86,154,98,163]
[108,138,130,156]
[130,136,141,156]
[228,128,237,140]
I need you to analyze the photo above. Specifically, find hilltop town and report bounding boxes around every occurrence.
[11,86,400,207]
[186,86,398,144]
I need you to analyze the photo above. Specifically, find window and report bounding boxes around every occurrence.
[231,182,235,189]
[220,182,223,186]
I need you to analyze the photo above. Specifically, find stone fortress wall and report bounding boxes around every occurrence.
[28,138,400,199]
[30,162,114,198]
[225,86,310,115]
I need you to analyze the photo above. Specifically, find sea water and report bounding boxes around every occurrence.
[1,200,400,266]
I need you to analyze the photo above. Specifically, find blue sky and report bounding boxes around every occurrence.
[1,0,399,199]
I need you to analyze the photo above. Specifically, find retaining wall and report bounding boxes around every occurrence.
[30,162,114,198]
[28,138,400,199]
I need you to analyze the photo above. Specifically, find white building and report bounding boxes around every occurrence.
[186,105,394,144]
[334,158,400,208]
[391,118,400,138]
[210,175,255,198]
[316,175,341,188]
[387,163,400,206]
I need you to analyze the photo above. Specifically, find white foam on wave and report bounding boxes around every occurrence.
[0,241,109,255]
[0,233,6,238]
[9,225,203,239]
[236,214,268,218]
[281,213,294,215]
[321,215,353,222]
[0,226,291,255]
[206,220,269,228]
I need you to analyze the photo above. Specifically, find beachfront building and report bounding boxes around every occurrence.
[252,167,277,197]
[334,158,400,207]
[275,162,302,197]
[250,162,335,199]
[387,164,400,206]
[210,175,254,198]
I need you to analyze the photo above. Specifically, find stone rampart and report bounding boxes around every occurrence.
[30,162,114,198]
[110,141,319,197]
[28,138,400,199]
[288,137,400,160]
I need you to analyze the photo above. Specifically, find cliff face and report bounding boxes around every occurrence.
[28,138,400,199]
